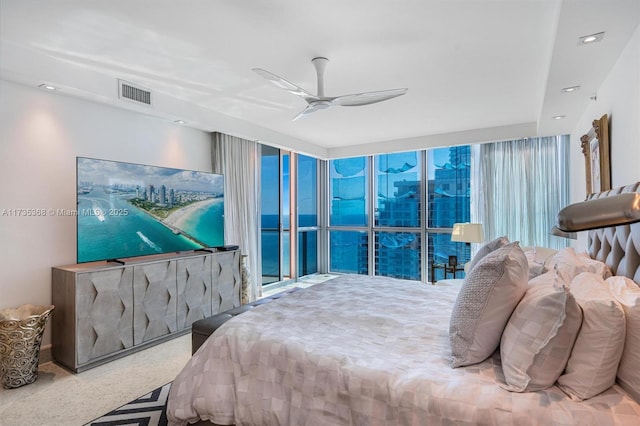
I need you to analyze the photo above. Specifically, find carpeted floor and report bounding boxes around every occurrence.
[84,382,171,426]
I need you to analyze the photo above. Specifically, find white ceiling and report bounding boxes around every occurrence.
[1,0,638,158]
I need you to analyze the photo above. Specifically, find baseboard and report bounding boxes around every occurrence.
[39,344,53,365]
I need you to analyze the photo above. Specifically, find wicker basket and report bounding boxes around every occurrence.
[0,304,54,389]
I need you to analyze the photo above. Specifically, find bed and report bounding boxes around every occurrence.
[167,184,640,426]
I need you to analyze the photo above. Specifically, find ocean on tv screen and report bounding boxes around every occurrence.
[76,158,224,263]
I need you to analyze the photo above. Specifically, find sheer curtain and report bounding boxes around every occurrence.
[471,135,570,249]
[211,132,262,301]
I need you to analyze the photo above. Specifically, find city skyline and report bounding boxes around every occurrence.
[77,157,224,194]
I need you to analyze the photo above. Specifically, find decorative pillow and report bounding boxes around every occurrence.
[500,273,582,392]
[465,236,510,273]
[605,276,640,403]
[557,273,625,401]
[449,242,528,368]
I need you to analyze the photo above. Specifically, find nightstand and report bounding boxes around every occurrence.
[431,262,465,284]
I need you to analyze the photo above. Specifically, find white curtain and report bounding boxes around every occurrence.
[211,132,262,301]
[471,135,570,249]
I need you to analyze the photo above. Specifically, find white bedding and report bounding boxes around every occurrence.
[167,275,640,426]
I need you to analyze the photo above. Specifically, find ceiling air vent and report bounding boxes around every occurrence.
[118,79,152,106]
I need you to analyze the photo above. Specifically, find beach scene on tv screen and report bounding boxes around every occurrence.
[77,157,224,263]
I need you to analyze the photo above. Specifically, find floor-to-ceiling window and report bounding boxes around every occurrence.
[260,138,564,286]
[298,154,318,276]
[281,152,291,279]
[427,146,472,282]
[374,152,422,280]
[260,145,281,285]
[329,157,369,274]
[326,146,471,283]
[261,147,319,285]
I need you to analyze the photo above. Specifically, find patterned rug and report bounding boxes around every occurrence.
[84,382,171,426]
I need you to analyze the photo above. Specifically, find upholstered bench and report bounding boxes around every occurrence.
[191,287,301,354]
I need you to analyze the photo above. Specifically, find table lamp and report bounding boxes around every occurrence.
[451,223,484,266]
[451,223,484,244]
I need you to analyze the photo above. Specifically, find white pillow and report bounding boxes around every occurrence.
[605,276,640,403]
[544,248,583,282]
[500,272,582,392]
[449,242,528,367]
[523,246,557,279]
[544,248,612,283]
[557,273,625,401]
[465,236,509,273]
[576,252,613,279]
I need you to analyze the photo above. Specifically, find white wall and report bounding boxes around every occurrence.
[569,23,640,250]
[0,80,212,346]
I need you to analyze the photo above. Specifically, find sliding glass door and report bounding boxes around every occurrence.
[260,148,319,285]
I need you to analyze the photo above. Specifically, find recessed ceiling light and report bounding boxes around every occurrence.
[578,32,605,45]
[561,85,580,93]
[38,84,57,90]
[552,115,566,120]
[174,120,186,125]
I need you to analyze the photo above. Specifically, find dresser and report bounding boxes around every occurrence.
[51,249,241,372]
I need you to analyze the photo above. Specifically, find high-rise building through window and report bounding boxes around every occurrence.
[260,144,472,285]
[328,146,472,282]
[427,146,472,281]
[259,139,565,286]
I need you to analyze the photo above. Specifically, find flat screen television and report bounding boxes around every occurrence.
[76,157,224,263]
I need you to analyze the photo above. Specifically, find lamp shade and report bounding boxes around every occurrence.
[451,223,484,243]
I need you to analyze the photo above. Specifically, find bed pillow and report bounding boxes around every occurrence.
[544,247,597,283]
[605,276,640,403]
[465,236,509,273]
[500,272,582,392]
[449,242,528,368]
[576,252,613,279]
[523,246,557,279]
[557,273,625,401]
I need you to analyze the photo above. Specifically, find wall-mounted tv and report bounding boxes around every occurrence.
[76,157,224,263]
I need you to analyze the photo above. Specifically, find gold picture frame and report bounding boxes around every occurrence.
[580,114,611,196]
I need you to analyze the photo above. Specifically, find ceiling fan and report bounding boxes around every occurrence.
[253,57,408,121]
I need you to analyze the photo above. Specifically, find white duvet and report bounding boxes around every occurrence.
[167,275,640,425]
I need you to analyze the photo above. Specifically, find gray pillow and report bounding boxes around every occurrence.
[449,242,529,367]
[465,236,510,273]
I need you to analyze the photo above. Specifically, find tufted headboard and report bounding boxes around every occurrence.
[587,182,640,285]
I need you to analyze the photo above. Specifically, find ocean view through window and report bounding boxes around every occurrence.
[260,144,472,284]
[258,139,564,285]
[260,145,280,284]
[261,148,319,285]
[298,154,318,276]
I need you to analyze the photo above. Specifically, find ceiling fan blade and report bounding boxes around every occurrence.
[254,58,408,121]
[332,88,408,107]
[253,68,319,101]
[292,104,321,121]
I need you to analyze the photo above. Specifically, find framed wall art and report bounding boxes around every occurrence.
[580,114,611,196]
